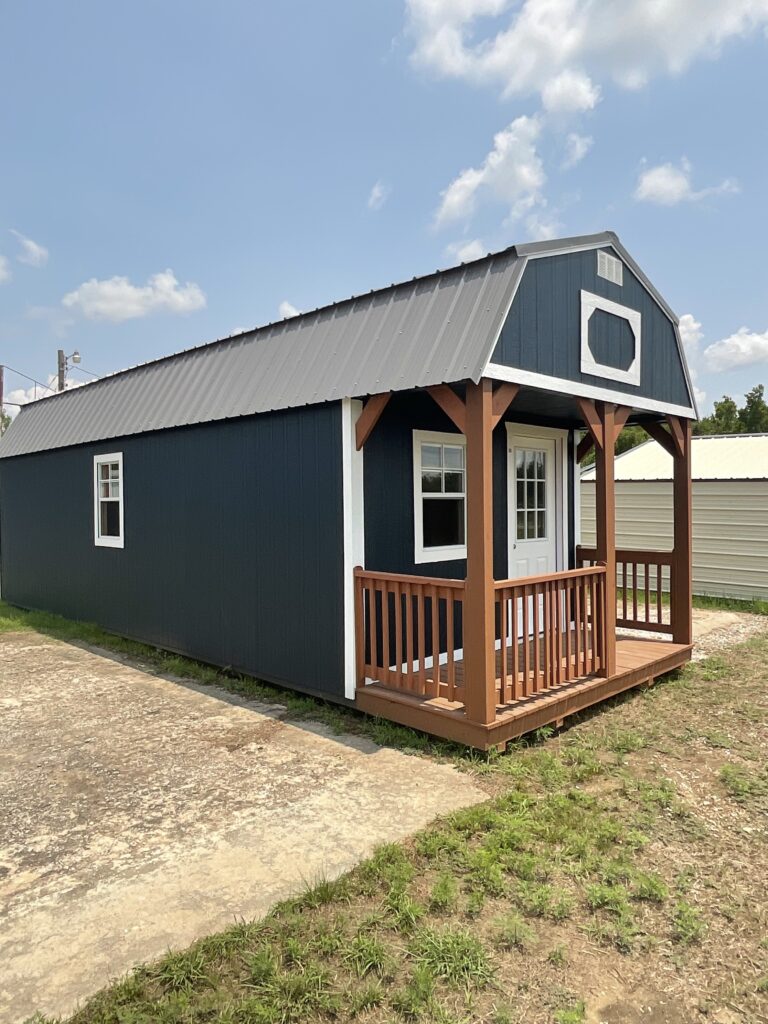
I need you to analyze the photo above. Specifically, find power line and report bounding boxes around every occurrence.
[70,363,100,379]
[2,364,57,394]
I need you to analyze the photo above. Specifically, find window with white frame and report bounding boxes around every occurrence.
[94,453,124,548]
[413,431,466,563]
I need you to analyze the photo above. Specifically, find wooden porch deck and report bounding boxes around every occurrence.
[356,636,692,750]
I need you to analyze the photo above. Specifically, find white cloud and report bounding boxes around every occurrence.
[278,300,301,319]
[445,238,486,263]
[3,375,83,419]
[704,327,768,371]
[524,209,562,241]
[62,269,206,322]
[367,180,391,211]
[678,313,706,406]
[542,70,600,113]
[10,229,48,267]
[435,115,544,226]
[0,255,9,283]
[678,313,703,353]
[562,132,593,169]
[634,158,739,205]
[406,0,768,105]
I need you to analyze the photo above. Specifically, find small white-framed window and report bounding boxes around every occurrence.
[413,430,466,564]
[93,452,124,548]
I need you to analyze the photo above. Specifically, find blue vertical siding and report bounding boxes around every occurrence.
[0,404,346,699]
[493,248,692,409]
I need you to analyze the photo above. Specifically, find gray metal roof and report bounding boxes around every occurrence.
[0,230,685,458]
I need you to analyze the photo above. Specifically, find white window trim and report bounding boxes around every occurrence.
[413,429,467,564]
[93,452,124,549]
[580,289,642,386]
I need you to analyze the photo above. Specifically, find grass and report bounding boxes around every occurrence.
[614,588,768,617]
[11,606,768,1023]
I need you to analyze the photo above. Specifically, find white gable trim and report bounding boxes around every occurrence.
[485,362,695,419]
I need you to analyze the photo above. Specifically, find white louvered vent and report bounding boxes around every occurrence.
[597,250,623,286]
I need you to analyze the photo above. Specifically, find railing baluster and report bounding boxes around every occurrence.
[391,580,402,688]
[522,585,530,696]
[499,590,508,705]
[532,582,541,693]
[514,589,520,700]
[445,587,455,702]
[417,588,426,695]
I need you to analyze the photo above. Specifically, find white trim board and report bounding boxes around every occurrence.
[485,362,695,419]
[341,398,365,700]
[580,289,641,386]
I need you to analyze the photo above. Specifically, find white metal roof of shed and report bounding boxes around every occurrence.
[582,433,768,481]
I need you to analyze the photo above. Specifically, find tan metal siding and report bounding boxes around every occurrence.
[581,480,768,600]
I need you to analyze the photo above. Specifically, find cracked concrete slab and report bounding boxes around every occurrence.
[0,632,485,1023]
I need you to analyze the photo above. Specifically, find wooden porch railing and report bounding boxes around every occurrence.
[354,568,465,701]
[576,546,673,634]
[494,565,607,703]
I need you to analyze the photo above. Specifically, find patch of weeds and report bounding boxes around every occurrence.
[151,947,209,992]
[585,882,631,916]
[342,933,391,978]
[386,889,426,933]
[390,965,436,1019]
[720,763,766,802]
[606,728,647,760]
[244,954,337,1021]
[757,977,768,994]
[530,750,569,789]
[629,777,677,811]
[348,980,384,1015]
[547,945,568,967]
[632,871,668,903]
[466,848,507,896]
[465,891,485,917]
[561,743,604,781]
[415,829,463,860]
[299,873,349,908]
[410,926,494,988]
[549,893,575,921]
[702,729,733,749]
[584,915,638,954]
[698,656,729,682]
[359,843,415,893]
[429,872,459,913]
[554,1002,586,1024]
[493,913,534,951]
[516,881,553,917]
[672,900,705,945]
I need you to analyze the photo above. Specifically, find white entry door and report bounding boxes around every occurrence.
[506,426,565,580]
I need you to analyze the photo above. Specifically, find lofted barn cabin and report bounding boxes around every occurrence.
[0,232,697,749]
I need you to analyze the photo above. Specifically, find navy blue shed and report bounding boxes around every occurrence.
[0,233,699,747]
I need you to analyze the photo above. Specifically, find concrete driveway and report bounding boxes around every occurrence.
[0,632,485,1024]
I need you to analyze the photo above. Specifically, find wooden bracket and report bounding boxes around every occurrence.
[355,392,391,450]
[490,382,520,430]
[576,402,631,462]
[665,414,686,459]
[640,418,677,458]
[576,397,605,450]
[427,384,466,434]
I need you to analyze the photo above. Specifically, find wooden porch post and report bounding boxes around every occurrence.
[595,402,617,677]
[671,417,693,644]
[463,378,496,725]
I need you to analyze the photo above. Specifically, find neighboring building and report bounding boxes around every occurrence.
[581,434,768,601]
[0,233,698,748]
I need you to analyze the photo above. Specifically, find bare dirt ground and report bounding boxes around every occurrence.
[0,632,485,1024]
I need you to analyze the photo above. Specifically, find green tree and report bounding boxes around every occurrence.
[737,384,768,433]
[0,408,9,436]
[694,395,740,435]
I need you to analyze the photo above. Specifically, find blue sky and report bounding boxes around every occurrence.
[1,1,767,414]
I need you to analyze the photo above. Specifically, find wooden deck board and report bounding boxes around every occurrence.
[355,637,692,750]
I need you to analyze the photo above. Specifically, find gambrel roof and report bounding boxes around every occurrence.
[0,232,696,458]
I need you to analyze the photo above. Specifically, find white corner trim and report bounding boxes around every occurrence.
[485,362,695,419]
[413,428,467,565]
[341,398,365,700]
[93,451,124,549]
[580,289,641,386]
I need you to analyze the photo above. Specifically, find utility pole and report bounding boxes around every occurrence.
[57,349,66,392]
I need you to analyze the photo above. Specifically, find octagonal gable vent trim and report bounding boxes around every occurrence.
[580,289,641,386]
